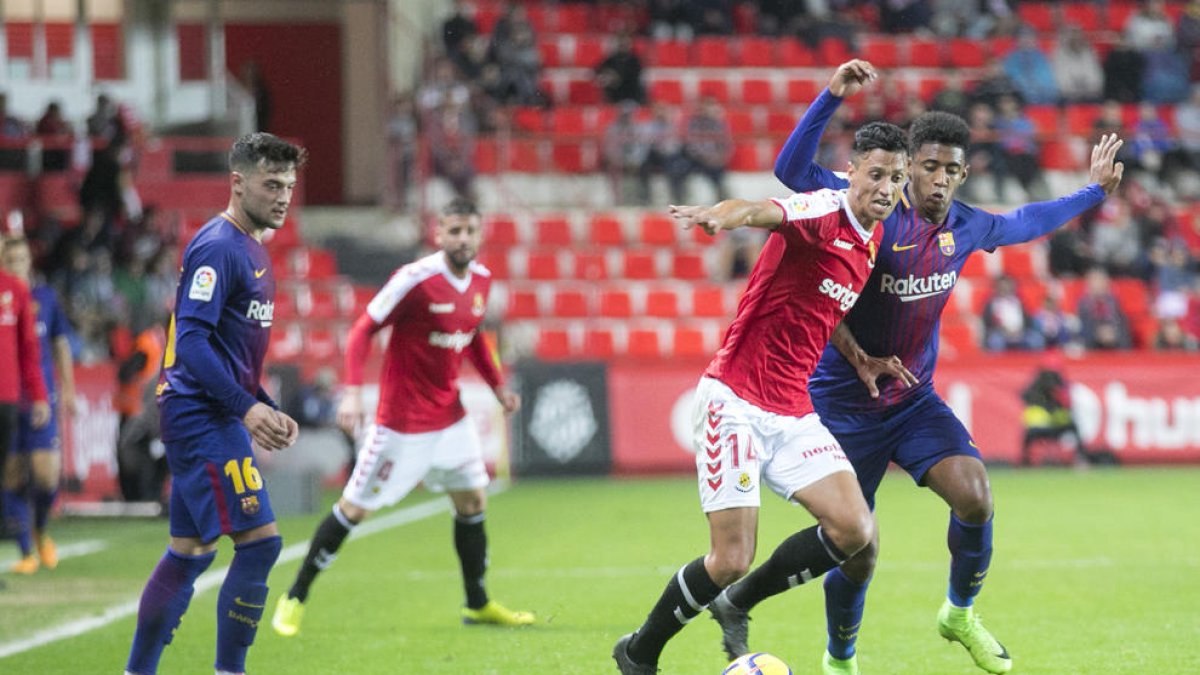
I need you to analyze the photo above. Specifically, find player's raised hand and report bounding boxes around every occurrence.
[828,59,877,99]
[854,354,919,399]
[336,387,365,435]
[1089,133,1125,194]
[244,402,292,451]
[495,386,521,414]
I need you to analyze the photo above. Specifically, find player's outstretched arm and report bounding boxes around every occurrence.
[830,322,918,399]
[774,60,875,192]
[669,200,782,236]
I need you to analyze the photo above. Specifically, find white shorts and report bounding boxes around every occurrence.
[693,377,854,513]
[341,416,489,511]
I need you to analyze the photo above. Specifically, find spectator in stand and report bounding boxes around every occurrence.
[648,0,693,40]
[930,72,971,120]
[602,102,650,205]
[1103,37,1147,103]
[239,61,272,132]
[958,102,1004,203]
[981,275,1042,350]
[115,318,167,502]
[491,1,533,50]
[0,92,27,138]
[970,59,1023,109]
[1142,36,1191,103]
[386,94,418,212]
[639,102,689,204]
[1091,100,1126,144]
[1053,25,1104,103]
[427,100,478,203]
[1048,220,1095,276]
[880,0,933,33]
[595,33,646,105]
[34,102,71,139]
[86,93,120,141]
[1174,85,1200,172]
[1153,317,1199,349]
[441,0,479,61]
[1125,0,1175,52]
[1090,196,1143,276]
[1003,30,1059,105]
[994,94,1048,201]
[1077,267,1133,349]
[491,21,546,107]
[680,96,733,202]
[1178,0,1200,72]
[1031,292,1080,349]
[930,0,1016,39]
[689,0,734,36]
[416,58,471,117]
[1150,238,1194,319]
[452,33,492,82]
[1126,101,1176,180]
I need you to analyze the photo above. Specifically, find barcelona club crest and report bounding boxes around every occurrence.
[240,495,261,516]
[938,231,956,257]
[471,292,485,317]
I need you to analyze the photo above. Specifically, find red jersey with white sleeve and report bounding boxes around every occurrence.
[344,251,503,433]
[704,188,882,418]
[0,270,48,405]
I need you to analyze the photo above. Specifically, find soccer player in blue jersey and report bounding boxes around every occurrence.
[1,236,76,575]
[707,61,1125,675]
[125,133,304,675]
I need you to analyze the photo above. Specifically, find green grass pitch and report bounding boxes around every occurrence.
[1,467,1197,673]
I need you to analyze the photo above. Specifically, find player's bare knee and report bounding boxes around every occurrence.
[953,485,994,524]
[705,549,752,587]
[451,489,486,517]
[823,510,875,558]
[336,498,369,524]
[841,537,878,580]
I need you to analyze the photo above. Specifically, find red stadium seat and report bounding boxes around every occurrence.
[1065,104,1104,135]
[690,225,718,246]
[1063,3,1101,31]
[1025,106,1061,136]
[938,322,979,357]
[673,326,709,358]
[567,79,602,105]
[918,76,947,103]
[537,38,561,68]
[645,288,681,318]
[726,109,756,134]
[536,328,572,360]
[506,288,541,319]
[1017,281,1049,313]
[475,138,498,173]
[862,36,899,68]
[946,38,984,68]
[1112,279,1150,318]
[589,213,626,245]
[649,79,685,105]
[909,37,944,67]
[649,40,689,67]
[987,36,1017,58]
[599,288,633,318]
[572,250,609,280]
[698,78,730,103]
[737,37,775,67]
[691,284,728,318]
[817,37,850,66]
[526,250,561,280]
[1106,3,1138,31]
[557,4,589,33]
[694,37,732,67]
[740,79,774,105]
[622,250,659,279]
[627,327,662,358]
[786,79,819,104]
[672,251,707,280]
[1001,246,1040,279]
[573,35,607,69]
[582,326,617,359]
[1040,140,1084,171]
[505,139,543,172]
[729,142,761,172]
[768,111,798,134]
[640,213,676,245]
[553,288,590,318]
[485,216,520,247]
[1017,3,1056,32]
[551,141,595,172]
[477,251,509,279]
[778,38,815,66]
[960,253,991,279]
[550,107,587,135]
[512,107,545,133]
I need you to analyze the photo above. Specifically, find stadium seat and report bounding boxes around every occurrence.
[550,107,587,135]
[627,327,662,358]
[640,213,676,245]
[740,79,774,105]
[506,288,542,319]
[691,284,728,318]
[1112,279,1150,318]
[672,251,708,280]
[1017,281,1049,313]
[537,38,561,68]
[303,287,340,320]
[557,4,589,33]
[571,250,609,280]
[1001,246,1041,279]
[694,37,732,67]
[536,328,572,360]
[551,142,595,173]
[272,289,298,320]
[573,35,606,68]
[817,37,850,66]
[649,40,689,67]
[622,250,660,279]
[862,35,899,68]
[960,252,992,280]
[690,225,718,246]
[645,288,681,318]
[268,324,303,361]
[986,36,1017,58]
[350,286,376,315]
[1025,106,1061,136]
[786,79,819,104]
[726,109,756,134]
[582,326,617,359]
[512,107,545,133]
[1065,104,1104,136]
[673,326,709,358]
[649,79,685,105]
[475,138,498,173]
[737,37,775,67]
[477,251,509,279]
[303,326,339,362]
[698,78,731,104]
[918,76,947,103]
[729,142,761,172]
[1017,3,1056,32]
[505,139,544,172]
[599,288,634,318]
[1060,279,1087,312]
[778,38,816,66]
[907,36,943,67]
[1105,3,1138,31]
[938,321,979,357]
[567,79,602,105]
[1063,2,1101,31]
[768,110,799,135]
[589,213,626,245]
[946,38,984,68]
[1040,140,1084,171]
[525,250,561,280]
[486,216,520,247]
[524,5,550,33]
[552,288,591,318]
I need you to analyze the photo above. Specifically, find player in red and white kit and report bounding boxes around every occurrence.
[272,198,534,637]
[614,122,910,674]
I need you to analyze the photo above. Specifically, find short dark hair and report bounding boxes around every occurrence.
[852,122,909,159]
[441,198,479,218]
[229,132,307,173]
[909,111,971,154]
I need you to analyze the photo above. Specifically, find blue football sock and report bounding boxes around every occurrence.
[32,485,58,533]
[3,489,32,556]
[126,547,216,675]
[215,535,281,673]
[947,513,993,607]
[824,567,870,659]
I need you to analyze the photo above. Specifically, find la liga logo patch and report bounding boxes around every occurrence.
[189,265,217,302]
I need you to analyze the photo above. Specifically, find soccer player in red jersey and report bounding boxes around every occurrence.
[272,198,534,637]
[613,122,910,674]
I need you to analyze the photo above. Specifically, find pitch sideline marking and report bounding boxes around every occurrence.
[0,488,493,660]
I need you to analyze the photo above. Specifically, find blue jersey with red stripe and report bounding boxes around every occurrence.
[158,214,275,442]
[777,89,1106,414]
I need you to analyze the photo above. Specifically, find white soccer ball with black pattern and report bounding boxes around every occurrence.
[722,651,793,675]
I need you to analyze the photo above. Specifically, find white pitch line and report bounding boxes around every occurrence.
[0,490,482,660]
[0,539,108,570]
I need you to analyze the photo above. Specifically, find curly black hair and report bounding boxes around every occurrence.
[851,121,909,159]
[229,132,307,172]
[909,111,970,154]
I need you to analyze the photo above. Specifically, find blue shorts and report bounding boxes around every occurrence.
[16,404,59,453]
[814,390,979,509]
[165,422,275,543]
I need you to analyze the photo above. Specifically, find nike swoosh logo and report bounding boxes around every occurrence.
[254,269,267,278]
[969,440,978,448]
[892,243,918,252]
[234,597,265,609]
